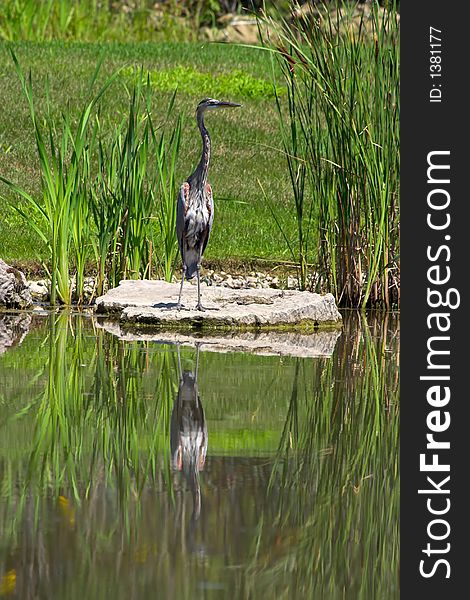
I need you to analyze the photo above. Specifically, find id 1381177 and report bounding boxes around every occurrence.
[429,26,442,103]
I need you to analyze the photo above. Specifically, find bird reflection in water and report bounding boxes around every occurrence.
[170,343,207,522]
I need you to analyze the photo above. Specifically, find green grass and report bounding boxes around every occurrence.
[125,64,285,99]
[0,0,198,43]
[0,41,295,271]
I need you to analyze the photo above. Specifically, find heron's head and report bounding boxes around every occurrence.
[196,98,242,113]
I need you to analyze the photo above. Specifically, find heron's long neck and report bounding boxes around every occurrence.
[193,110,211,188]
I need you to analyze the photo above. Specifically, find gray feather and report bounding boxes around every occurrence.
[177,182,212,280]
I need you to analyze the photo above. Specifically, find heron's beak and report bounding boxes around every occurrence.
[217,101,242,108]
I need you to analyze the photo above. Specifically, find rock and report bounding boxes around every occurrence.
[293,3,400,38]
[83,277,97,301]
[224,275,234,288]
[287,276,298,290]
[95,279,342,330]
[203,15,276,45]
[28,279,50,302]
[95,318,342,358]
[0,260,32,309]
[0,313,31,354]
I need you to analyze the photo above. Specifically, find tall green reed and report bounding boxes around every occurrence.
[2,312,177,542]
[0,0,56,42]
[92,82,156,286]
[91,79,182,292]
[1,55,183,302]
[246,312,400,598]
[264,1,400,307]
[261,57,316,291]
[0,0,192,43]
[0,51,116,304]
[0,0,133,42]
[153,94,183,282]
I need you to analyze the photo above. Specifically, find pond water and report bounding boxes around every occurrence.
[0,311,399,599]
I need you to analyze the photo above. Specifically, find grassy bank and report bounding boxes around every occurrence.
[0,40,294,270]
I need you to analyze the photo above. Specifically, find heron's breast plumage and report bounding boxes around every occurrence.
[184,188,212,248]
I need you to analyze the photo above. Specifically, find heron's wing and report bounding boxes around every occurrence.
[201,187,214,256]
[176,183,188,253]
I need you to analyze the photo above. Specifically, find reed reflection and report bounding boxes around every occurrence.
[170,344,207,521]
[0,313,399,598]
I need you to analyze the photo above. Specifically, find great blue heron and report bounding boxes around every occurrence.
[176,98,241,311]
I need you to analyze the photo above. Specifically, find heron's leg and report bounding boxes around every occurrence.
[176,264,186,310]
[195,264,206,312]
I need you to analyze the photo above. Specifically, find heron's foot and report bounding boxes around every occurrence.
[195,302,219,312]
[176,302,183,312]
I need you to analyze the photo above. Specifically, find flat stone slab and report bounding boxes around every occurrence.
[95,318,342,358]
[95,280,342,330]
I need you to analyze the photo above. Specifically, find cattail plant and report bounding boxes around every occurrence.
[264,1,400,307]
